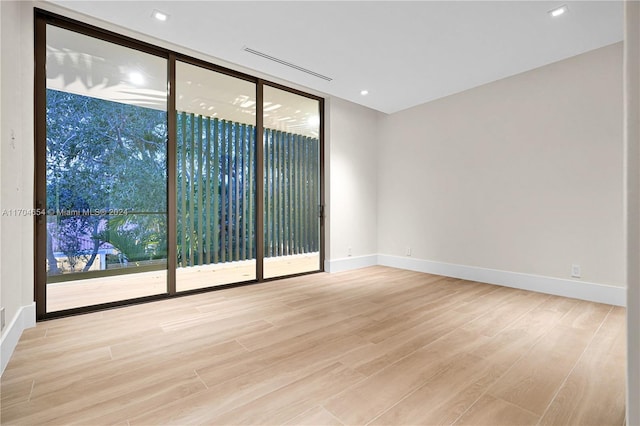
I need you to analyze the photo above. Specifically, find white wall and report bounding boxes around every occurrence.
[624,2,640,424]
[378,43,624,294]
[325,97,380,272]
[0,0,36,374]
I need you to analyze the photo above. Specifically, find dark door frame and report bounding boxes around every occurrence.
[34,9,325,320]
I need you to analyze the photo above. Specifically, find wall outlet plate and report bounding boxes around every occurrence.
[571,264,581,278]
[0,307,5,331]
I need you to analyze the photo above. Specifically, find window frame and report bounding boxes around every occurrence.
[34,8,325,320]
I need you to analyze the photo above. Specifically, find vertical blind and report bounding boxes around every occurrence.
[177,112,319,268]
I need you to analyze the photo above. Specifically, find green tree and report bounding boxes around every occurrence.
[46,89,167,274]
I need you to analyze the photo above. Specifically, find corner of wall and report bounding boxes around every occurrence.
[325,254,378,273]
[1,302,36,375]
[0,0,36,376]
[327,97,379,261]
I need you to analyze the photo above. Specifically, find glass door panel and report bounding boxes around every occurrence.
[45,25,168,312]
[263,86,321,279]
[175,62,257,291]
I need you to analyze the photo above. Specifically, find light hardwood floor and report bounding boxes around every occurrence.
[1,266,626,425]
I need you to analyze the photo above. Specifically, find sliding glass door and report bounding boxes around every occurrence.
[175,62,257,291]
[41,24,169,313]
[35,11,324,318]
[263,86,322,279]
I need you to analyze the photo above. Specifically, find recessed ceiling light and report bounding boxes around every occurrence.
[549,5,568,18]
[360,90,369,96]
[152,10,169,22]
[129,72,144,85]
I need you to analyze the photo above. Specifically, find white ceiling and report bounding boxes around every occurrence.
[47,1,623,114]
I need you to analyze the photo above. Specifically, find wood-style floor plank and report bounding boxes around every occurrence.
[486,323,597,416]
[486,303,612,416]
[206,362,365,425]
[538,307,626,426]
[453,394,540,426]
[369,353,504,425]
[324,328,494,424]
[0,266,626,425]
[284,406,344,426]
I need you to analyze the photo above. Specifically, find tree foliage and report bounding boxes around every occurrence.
[46,89,167,274]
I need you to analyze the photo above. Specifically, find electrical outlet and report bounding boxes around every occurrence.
[571,264,581,278]
[406,247,412,256]
[1,307,5,332]
[348,247,352,257]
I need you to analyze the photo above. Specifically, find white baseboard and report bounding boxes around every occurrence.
[325,254,378,273]
[377,254,626,307]
[1,302,36,376]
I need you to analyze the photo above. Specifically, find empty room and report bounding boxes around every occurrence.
[1,1,639,425]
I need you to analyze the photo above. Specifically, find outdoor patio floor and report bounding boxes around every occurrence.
[47,253,320,312]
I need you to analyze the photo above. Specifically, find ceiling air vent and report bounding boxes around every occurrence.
[242,46,333,82]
